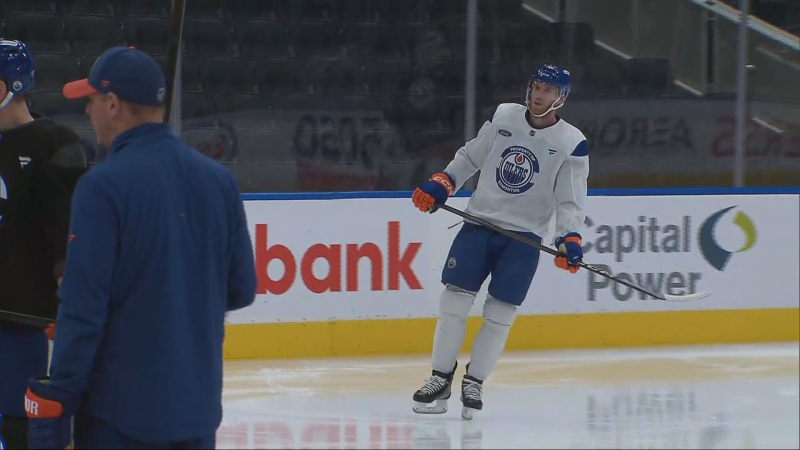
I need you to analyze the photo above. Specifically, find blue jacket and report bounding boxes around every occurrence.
[49,122,257,442]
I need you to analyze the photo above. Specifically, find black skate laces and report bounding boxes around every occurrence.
[420,375,449,395]
[462,378,482,400]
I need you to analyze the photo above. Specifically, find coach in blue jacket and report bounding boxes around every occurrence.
[22,47,258,449]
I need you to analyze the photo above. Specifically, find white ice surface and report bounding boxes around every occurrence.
[218,343,800,449]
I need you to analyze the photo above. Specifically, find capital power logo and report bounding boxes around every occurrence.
[698,206,757,271]
[582,205,758,301]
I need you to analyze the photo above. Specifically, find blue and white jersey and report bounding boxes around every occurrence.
[443,103,589,239]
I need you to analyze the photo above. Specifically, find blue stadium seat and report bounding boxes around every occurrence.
[405,128,456,155]
[214,92,270,113]
[308,58,366,95]
[185,0,222,18]
[181,92,216,119]
[32,53,81,90]
[228,0,286,19]
[30,90,85,117]
[479,60,525,97]
[1,0,55,14]
[291,20,343,58]
[438,94,465,131]
[341,21,399,58]
[117,0,169,16]
[271,93,328,110]
[425,0,467,22]
[64,15,125,54]
[123,16,170,55]
[385,93,441,129]
[3,13,68,54]
[183,18,236,56]
[59,0,114,16]
[233,19,291,57]
[293,0,336,20]
[199,56,256,93]
[330,0,375,21]
[366,58,418,98]
[328,94,383,111]
[419,59,465,95]
[253,57,307,95]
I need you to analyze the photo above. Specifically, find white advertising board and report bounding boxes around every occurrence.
[226,194,800,325]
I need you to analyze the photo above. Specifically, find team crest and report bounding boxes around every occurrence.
[496,146,539,194]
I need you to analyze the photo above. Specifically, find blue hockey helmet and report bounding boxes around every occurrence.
[525,64,571,118]
[0,39,36,109]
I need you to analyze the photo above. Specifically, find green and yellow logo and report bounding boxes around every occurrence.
[698,206,757,271]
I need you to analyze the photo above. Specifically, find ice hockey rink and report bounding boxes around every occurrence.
[217,343,799,449]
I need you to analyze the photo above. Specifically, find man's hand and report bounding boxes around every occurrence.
[25,378,75,449]
[554,232,583,274]
[412,173,455,213]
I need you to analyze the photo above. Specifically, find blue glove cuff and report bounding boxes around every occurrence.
[28,378,77,416]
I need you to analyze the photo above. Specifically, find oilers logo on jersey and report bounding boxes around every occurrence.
[496,146,539,194]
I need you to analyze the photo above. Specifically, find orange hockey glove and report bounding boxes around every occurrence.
[412,173,455,213]
[554,232,582,274]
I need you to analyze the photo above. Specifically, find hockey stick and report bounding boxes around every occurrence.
[0,309,54,328]
[163,0,187,125]
[436,203,711,302]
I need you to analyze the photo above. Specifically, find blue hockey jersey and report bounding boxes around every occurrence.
[48,122,257,442]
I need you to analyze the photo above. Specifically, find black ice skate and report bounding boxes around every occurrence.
[460,366,483,420]
[412,363,457,414]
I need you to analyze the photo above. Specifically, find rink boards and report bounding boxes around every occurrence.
[223,189,800,360]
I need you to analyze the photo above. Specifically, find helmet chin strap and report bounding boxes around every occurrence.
[0,91,14,110]
[528,97,564,118]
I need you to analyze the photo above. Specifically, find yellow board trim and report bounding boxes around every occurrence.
[223,308,800,360]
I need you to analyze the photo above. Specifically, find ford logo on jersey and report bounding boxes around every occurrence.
[496,146,539,194]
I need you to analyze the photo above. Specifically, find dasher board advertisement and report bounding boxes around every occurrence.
[226,193,799,325]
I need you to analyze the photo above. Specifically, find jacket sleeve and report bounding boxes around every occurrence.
[442,110,499,191]
[226,176,257,312]
[553,139,589,239]
[48,174,116,398]
[32,138,88,279]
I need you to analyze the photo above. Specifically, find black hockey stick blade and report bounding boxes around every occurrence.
[0,309,54,328]
[163,0,187,125]
[436,203,711,302]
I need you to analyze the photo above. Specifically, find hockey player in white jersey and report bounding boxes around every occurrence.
[410,64,589,420]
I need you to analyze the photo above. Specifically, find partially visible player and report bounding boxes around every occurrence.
[21,46,258,449]
[410,64,589,420]
[0,39,87,450]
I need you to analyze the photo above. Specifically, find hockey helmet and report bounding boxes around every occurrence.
[0,39,36,109]
[526,64,570,118]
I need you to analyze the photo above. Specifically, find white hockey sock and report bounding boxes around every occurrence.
[431,285,476,374]
[467,295,517,381]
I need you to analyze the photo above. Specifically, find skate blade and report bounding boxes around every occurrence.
[461,406,478,420]
[413,400,448,414]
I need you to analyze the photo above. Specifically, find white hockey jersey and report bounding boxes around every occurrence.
[443,103,589,240]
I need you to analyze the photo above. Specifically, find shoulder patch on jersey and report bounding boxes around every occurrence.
[498,129,512,137]
[571,140,588,157]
